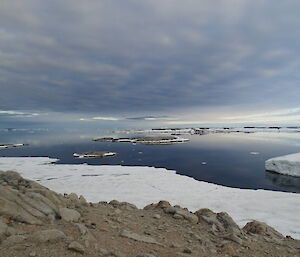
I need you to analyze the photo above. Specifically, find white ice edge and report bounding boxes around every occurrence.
[266,152,300,177]
[0,157,299,239]
[115,127,300,134]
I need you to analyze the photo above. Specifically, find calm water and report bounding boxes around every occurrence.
[1,128,300,193]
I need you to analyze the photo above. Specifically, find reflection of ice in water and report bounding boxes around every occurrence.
[266,171,300,193]
[250,152,260,155]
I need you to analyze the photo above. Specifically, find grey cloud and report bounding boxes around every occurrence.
[1,0,300,118]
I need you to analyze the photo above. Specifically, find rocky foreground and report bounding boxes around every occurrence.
[0,171,299,257]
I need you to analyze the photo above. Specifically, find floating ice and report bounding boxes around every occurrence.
[0,157,299,239]
[266,152,300,177]
[0,143,27,149]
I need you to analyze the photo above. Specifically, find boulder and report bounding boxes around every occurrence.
[195,209,241,235]
[144,201,171,210]
[68,241,85,254]
[243,221,284,239]
[0,171,67,225]
[109,200,137,210]
[28,229,67,243]
[79,195,88,206]
[59,207,81,222]
[174,209,198,224]
[29,229,67,243]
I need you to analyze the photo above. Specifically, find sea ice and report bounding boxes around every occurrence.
[0,157,299,239]
[265,152,300,177]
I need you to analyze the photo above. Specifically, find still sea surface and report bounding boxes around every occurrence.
[1,128,300,193]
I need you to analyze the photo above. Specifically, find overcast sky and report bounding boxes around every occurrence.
[1,0,300,126]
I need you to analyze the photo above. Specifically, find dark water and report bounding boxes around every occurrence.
[1,128,300,193]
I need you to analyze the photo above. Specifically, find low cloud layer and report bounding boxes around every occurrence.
[1,1,300,124]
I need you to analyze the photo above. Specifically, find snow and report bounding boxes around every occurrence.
[266,152,300,177]
[0,157,300,239]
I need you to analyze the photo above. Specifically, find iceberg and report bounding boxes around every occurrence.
[265,153,300,177]
[0,157,299,239]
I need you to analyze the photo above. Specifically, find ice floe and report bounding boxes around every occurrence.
[266,153,300,177]
[0,143,27,149]
[93,136,189,145]
[73,151,117,158]
[0,157,299,239]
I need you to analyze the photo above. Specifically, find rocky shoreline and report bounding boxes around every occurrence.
[0,170,299,257]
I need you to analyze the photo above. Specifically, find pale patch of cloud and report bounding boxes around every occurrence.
[0,110,40,118]
[92,116,120,121]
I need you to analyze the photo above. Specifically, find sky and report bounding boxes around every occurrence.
[1,0,300,127]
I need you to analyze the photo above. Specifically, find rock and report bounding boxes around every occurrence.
[1,235,27,247]
[0,186,43,225]
[68,241,85,254]
[109,200,137,210]
[243,221,284,239]
[68,192,79,202]
[144,228,152,235]
[0,219,8,242]
[79,195,88,206]
[0,171,66,225]
[95,245,126,257]
[175,209,198,224]
[95,245,111,255]
[219,244,237,255]
[75,223,88,236]
[109,200,121,207]
[153,214,161,219]
[156,200,172,208]
[170,242,182,248]
[195,209,241,234]
[222,233,243,245]
[144,200,171,210]
[0,171,24,188]
[115,209,122,215]
[183,248,192,254]
[120,229,161,245]
[6,226,24,237]
[163,207,177,214]
[29,251,36,257]
[29,229,67,243]
[216,212,241,235]
[173,214,184,220]
[59,207,81,222]
[164,207,198,224]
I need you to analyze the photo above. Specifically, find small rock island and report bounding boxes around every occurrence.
[73,151,117,159]
[93,136,189,145]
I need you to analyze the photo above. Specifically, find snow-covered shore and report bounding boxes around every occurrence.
[0,157,299,239]
[266,153,300,177]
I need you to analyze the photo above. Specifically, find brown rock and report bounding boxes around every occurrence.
[243,221,284,239]
[59,207,81,222]
[29,229,67,243]
[68,241,85,254]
